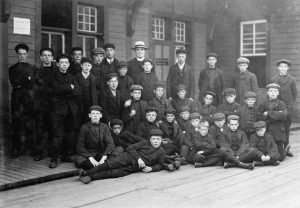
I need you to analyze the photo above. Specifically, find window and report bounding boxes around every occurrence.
[77,5,97,32]
[152,18,165,40]
[241,20,267,56]
[175,21,186,43]
[78,35,97,57]
[42,31,65,55]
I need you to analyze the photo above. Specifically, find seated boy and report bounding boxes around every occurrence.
[76,105,115,170]
[117,61,134,103]
[196,91,217,124]
[137,107,160,139]
[78,129,166,184]
[249,121,281,166]
[148,82,173,122]
[122,85,148,134]
[218,88,241,118]
[209,112,228,149]
[171,84,196,117]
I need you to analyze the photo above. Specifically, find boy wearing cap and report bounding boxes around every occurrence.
[209,112,228,148]
[196,91,217,124]
[9,43,35,158]
[198,53,224,105]
[49,54,80,168]
[167,49,195,100]
[135,59,159,101]
[76,105,115,170]
[249,121,281,166]
[122,85,148,134]
[91,47,105,92]
[100,73,122,123]
[117,61,134,102]
[69,47,83,75]
[78,129,165,184]
[75,57,98,125]
[230,57,258,103]
[258,83,289,159]
[271,59,297,157]
[137,107,160,139]
[171,84,196,117]
[218,88,241,118]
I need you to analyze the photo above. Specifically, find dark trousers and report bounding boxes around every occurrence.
[33,112,51,156]
[275,141,288,162]
[249,148,280,164]
[187,149,220,166]
[284,115,292,148]
[162,143,179,155]
[77,154,104,170]
[217,147,255,164]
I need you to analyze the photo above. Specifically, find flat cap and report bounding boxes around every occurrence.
[190,112,201,120]
[81,57,93,65]
[206,52,218,59]
[143,58,153,65]
[179,106,190,113]
[237,57,250,64]
[176,48,187,54]
[106,73,118,81]
[149,129,164,137]
[253,121,267,129]
[176,84,187,92]
[56,54,70,62]
[227,114,239,121]
[110,119,123,126]
[92,47,105,55]
[165,108,176,115]
[223,88,236,96]
[244,91,256,99]
[130,85,143,91]
[276,59,291,66]
[89,105,103,112]
[117,61,127,69]
[212,112,225,121]
[15,43,29,53]
[132,41,148,49]
[104,43,115,50]
[203,91,216,97]
[145,107,158,113]
[153,82,165,89]
[266,83,280,90]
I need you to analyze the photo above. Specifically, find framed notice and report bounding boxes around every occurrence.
[13,17,31,35]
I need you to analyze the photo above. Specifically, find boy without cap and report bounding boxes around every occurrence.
[196,91,217,124]
[116,61,134,103]
[137,107,160,139]
[218,88,241,118]
[69,47,83,75]
[171,84,196,117]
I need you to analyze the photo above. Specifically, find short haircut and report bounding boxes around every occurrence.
[71,47,83,54]
[199,120,209,128]
[56,54,70,63]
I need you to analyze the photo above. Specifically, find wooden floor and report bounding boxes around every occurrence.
[0,130,300,208]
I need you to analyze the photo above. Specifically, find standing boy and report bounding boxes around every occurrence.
[69,47,83,75]
[91,47,105,93]
[116,61,134,103]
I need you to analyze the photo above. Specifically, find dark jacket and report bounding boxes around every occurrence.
[148,96,173,121]
[137,121,160,139]
[91,63,102,93]
[135,72,159,101]
[189,131,216,154]
[112,130,146,148]
[196,104,217,123]
[100,88,122,123]
[249,133,279,158]
[218,101,241,118]
[171,98,197,117]
[117,75,134,103]
[239,105,259,135]
[167,63,195,99]
[127,58,156,83]
[100,58,119,90]
[221,129,250,156]
[209,125,228,148]
[69,61,82,75]
[198,67,224,105]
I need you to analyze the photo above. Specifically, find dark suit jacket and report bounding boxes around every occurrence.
[221,129,249,156]
[100,58,119,90]
[249,133,279,158]
[100,88,122,123]
[135,72,159,101]
[127,58,156,83]
[160,121,183,145]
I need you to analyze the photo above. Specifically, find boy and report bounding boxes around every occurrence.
[116,61,134,103]
[258,83,289,159]
[78,129,165,184]
[148,82,173,122]
[100,73,122,123]
[271,59,297,157]
[230,57,258,103]
[137,107,160,139]
[249,121,281,166]
[218,88,241,118]
[91,47,105,93]
[240,91,259,139]
[75,57,98,125]
[69,47,83,75]
[135,59,159,101]
[76,106,115,170]
[209,112,227,149]
[122,85,148,134]
[196,91,217,124]
[171,84,196,117]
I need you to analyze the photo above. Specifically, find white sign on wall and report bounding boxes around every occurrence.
[13,17,31,35]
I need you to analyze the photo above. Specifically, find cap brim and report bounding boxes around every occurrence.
[131,47,148,50]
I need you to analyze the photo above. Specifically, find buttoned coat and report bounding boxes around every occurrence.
[100,88,122,123]
[249,133,279,159]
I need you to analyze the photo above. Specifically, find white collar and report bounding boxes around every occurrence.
[136,57,144,62]
[82,71,90,79]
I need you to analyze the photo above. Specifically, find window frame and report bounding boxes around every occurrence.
[41,31,65,54]
[175,20,186,43]
[77,5,97,33]
[152,17,165,40]
[77,35,97,57]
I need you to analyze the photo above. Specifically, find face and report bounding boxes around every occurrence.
[143,62,152,73]
[228,120,239,131]
[40,50,53,65]
[214,119,225,129]
[72,50,82,63]
[245,97,256,107]
[150,136,162,148]
[81,62,92,74]
[112,125,122,135]
[93,53,104,65]
[191,118,200,129]
[278,63,289,76]
[131,90,142,100]
[256,127,266,137]
[17,49,28,63]
[106,48,115,58]
[267,88,279,100]
[204,94,214,105]
[89,110,102,123]
[107,77,118,90]
[238,63,248,73]
[177,53,186,65]
[199,126,209,136]
[177,90,187,99]
[166,114,175,123]
[145,111,157,123]
[118,67,128,76]
[207,57,217,68]
[154,87,164,98]
[180,111,190,120]
[57,58,70,73]
[135,47,145,58]
[226,94,236,104]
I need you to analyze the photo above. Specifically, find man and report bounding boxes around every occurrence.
[166,48,195,100]
[69,47,83,75]
[198,53,224,106]
[91,47,105,92]
[9,43,35,158]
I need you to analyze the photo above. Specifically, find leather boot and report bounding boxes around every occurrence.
[238,162,254,170]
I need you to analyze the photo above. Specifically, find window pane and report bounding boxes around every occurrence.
[42,33,49,48]
[78,6,83,13]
